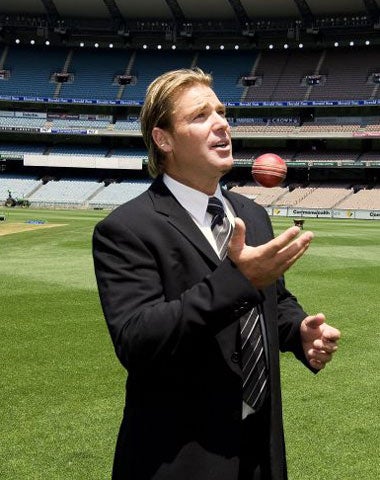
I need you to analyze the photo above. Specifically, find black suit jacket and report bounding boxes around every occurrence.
[93,176,309,480]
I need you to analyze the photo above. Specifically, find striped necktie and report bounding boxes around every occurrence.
[207,196,268,412]
[206,196,233,259]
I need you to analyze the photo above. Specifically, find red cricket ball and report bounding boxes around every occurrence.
[252,153,287,188]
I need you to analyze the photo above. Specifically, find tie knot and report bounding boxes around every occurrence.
[207,196,225,227]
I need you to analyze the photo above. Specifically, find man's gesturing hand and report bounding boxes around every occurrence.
[227,218,314,289]
[300,313,341,370]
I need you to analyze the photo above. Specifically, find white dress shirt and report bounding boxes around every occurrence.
[163,174,235,256]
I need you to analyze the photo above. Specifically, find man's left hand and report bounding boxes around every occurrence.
[300,313,341,370]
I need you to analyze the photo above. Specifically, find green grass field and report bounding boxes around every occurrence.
[1,208,379,479]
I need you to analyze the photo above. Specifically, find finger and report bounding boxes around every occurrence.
[322,326,341,343]
[277,231,314,264]
[308,348,333,364]
[279,237,313,271]
[303,313,326,330]
[309,358,325,370]
[313,339,338,353]
[265,226,302,256]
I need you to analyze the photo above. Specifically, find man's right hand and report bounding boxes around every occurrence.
[227,217,314,289]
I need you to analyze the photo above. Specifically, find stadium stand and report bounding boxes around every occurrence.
[89,180,152,208]
[276,185,318,207]
[0,24,379,213]
[49,118,111,130]
[359,151,380,164]
[307,47,380,101]
[0,174,41,200]
[1,44,380,106]
[230,185,286,205]
[195,50,257,103]
[0,115,47,129]
[336,186,380,210]
[28,178,102,207]
[113,119,141,131]
[270,50,323,101]
[121,50,194,102]
[293,151,360,164]
[295,184,353,208]
[57,48,130,100]
[0,45,66,98]
[48,145,108,156]
[0,143,46,156]
[109,148,147,160]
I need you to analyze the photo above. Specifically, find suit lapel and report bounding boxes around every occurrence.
[149,178,264,263]
[149,177,221,264]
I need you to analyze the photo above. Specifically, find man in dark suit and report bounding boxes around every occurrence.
[93,68,340,480]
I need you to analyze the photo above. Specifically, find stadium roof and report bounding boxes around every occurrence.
[0,0,377,22]
[0,0,379,49]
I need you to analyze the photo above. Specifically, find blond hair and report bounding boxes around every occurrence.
[140,68,212,178]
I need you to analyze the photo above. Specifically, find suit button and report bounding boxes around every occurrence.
[231,351,240,363]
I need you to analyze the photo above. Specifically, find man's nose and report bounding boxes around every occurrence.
[212,111,230,130]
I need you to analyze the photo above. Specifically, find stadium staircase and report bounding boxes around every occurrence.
[241,51,262,103]
[84,184,105,205]
[116,51,136,100]
[304,50,326,101]
[0,45,9,70]
[54,49,74,98]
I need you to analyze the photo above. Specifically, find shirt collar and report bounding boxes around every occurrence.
[163,173,225,225]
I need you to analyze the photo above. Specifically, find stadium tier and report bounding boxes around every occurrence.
[1,173,379,212]
[0,44,379,214]
[0,174,42,200]
[88,180,152,208]
[1,44,380,104]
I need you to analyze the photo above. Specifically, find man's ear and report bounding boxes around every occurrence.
[152,127,172,153]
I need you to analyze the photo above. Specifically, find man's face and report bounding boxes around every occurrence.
[156,83,233,194]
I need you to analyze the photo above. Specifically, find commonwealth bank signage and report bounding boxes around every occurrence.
[264,207,380,220]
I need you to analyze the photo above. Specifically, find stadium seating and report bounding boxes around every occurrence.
[276,185,318,207]
[270,50,323,101]
[195,50,257,103]
[296,184,352,208]
[0,44,379,213]
[89,180,152,208]
[0,45,380,104]
[0,174,41,200]
[121,50,194,102]
[113,119,141,131]
[336,186,380,209]
[49,118,111,130]
[0,143,46,156]
[293,151,360,163]
[28,178,102,206]
[0,45,66,98]
[307,47,379,101]
[58,48,130,100]
[109,148,147,160]
[230,185,286,205]
[0,115,47,129]
[48,145,108,156]
[359,151,380,164]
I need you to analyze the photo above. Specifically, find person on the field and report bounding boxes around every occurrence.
[93,68,340,480]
